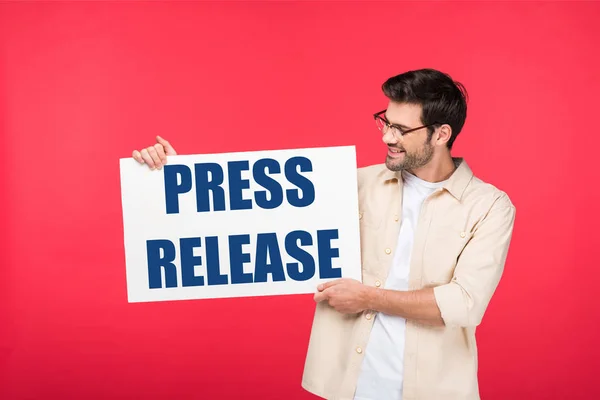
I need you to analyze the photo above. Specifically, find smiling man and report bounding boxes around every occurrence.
[300,69,516,400]
[131,68,516,400]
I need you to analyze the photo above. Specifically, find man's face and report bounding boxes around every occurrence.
[382,102,434,172]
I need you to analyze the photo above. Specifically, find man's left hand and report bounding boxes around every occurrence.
[313,278,374,314]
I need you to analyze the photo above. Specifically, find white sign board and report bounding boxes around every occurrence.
[119,146,362,303]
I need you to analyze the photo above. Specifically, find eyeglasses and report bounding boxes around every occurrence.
[373,109,440,138]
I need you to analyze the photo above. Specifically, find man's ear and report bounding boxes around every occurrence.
[435,124,453,147]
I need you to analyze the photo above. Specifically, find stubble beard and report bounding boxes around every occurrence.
[386,141,434,172]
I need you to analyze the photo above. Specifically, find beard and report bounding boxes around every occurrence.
[386,138,434,172]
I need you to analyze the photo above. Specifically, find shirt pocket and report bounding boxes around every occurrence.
[358,208,384,276]
[422,224,474,284]
[358,207,383,229]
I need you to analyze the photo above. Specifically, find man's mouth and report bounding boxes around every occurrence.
[388,147,405,159]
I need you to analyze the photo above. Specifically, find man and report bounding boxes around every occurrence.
[132,68,516,400]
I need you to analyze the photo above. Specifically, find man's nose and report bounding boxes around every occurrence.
[382,129,399,145]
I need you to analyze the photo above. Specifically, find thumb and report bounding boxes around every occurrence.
[314,290,328,303]
[156,135,177,156]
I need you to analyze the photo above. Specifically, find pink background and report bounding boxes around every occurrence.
[2,2,599,399]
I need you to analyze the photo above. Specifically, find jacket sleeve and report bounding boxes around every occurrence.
[433,194,516,328]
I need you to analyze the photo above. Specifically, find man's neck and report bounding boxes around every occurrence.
[407,154,456,183]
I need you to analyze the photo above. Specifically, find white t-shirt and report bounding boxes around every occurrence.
[354,170,448,400]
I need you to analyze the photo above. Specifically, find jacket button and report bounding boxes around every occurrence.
[460,232,466,238]
[356,347,363,354]
[375,280,381,287]
[385,248,391,254]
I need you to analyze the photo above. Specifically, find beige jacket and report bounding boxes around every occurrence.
[301,158,516,400]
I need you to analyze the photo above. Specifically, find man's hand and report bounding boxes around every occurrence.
[314,278,373,314]
[132,135,177,170]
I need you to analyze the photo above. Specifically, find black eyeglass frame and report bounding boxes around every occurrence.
[373,109,444,137]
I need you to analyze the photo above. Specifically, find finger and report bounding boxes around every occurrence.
[140,148,156,170]
[156,135,177,155]
[328,297,338,309]
[314,291,328,302]
[318,279,344,292]
[132,150,145,164]
[146,146,163,170]
[154,143,167,165]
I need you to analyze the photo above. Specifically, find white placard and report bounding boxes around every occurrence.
[119,145,362,303]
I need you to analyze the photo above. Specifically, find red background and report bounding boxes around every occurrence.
[2,2,599,399]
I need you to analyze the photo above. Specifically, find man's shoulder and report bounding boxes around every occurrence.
[466,173,515,210]
[357,163,391,188]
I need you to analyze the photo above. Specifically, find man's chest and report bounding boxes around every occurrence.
[358,187,477,289]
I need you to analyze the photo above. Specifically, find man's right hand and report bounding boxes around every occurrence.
[132,136,177,170]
